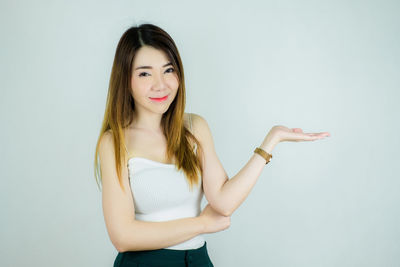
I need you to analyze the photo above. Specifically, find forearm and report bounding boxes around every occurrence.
[118,217,204,252]
[216,137,278,216]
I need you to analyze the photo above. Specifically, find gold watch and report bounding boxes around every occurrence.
[254,147,272,164]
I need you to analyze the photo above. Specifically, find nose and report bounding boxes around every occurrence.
[152,72,167,92]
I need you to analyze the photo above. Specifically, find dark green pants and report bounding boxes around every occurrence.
[113,241,214,267]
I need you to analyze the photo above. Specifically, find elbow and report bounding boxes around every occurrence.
[213,203,232,217]
[114,221,141,252]
[113,236,127,253]
[209,198,232,217]
[115,232,139,253]
[112,226,133,253]
[116,244,126,253]
[115,235,136,253]
[222,208,233,217]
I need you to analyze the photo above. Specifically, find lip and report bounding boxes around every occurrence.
[149,95,168,102]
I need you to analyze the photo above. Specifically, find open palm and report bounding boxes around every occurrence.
[271,125,330,143]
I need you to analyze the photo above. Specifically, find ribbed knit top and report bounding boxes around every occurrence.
[125,113,205,250]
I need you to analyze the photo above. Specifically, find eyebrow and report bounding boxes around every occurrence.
[134,62,173,71]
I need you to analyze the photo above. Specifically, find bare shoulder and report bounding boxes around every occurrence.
[188,113,213,145]
[98,130,128,178]
[190,113,206,130]
[99,130,114,155]
[98,131,135,252]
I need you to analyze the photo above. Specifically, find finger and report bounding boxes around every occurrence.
[303,133,325,141]
[307,135,321,141]
[307,132,330,137]
[292,128,303,133]
[316,132,330,138]
[287,132,327,142]
[289,133,318,141]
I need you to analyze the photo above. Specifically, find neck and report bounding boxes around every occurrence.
[131,111,164,133]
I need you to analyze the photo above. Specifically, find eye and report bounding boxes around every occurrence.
[165,67,175,73]
[138,72,149,77]
[138,68,174,77]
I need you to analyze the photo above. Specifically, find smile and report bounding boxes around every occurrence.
[149,95,168,102]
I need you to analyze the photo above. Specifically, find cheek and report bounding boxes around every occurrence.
[131,78,149,94]
[167,75,179,89]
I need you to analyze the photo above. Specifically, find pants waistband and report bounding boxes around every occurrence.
[122,241,208,261]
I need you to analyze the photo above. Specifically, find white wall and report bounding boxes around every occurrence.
[1,0,399,266]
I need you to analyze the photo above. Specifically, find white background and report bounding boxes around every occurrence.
[1,0,399,266]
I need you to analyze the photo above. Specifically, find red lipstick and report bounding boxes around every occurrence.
[149,95,168,102]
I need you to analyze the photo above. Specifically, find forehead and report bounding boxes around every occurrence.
[133,46,170,67]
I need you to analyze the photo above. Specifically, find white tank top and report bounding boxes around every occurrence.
[126,113,205,250]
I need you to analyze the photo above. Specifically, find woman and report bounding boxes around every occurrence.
[94,23,330,267]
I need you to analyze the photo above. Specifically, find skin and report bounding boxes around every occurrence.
[267,126,330,144]
[129,45,179,134]
[125,45,181,164]
[126,44,330,234]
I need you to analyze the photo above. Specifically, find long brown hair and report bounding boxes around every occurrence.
[94,23,203,193]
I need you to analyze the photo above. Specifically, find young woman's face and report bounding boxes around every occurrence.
[130,45,179,116]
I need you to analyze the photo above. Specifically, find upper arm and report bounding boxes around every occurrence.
[191,113,229,213]
[99,131,135,252]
